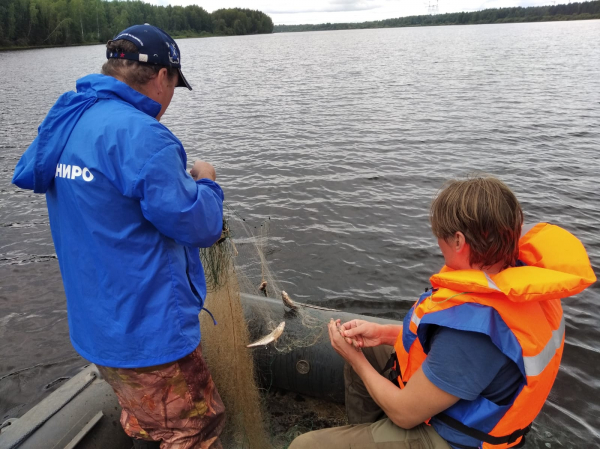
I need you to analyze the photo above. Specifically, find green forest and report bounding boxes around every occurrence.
[274,1,600,33]
[0,1,274,48]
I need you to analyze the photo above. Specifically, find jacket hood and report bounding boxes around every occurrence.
[12,74,161,193]
[430,223,596,302]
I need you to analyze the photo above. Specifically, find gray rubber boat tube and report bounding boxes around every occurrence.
[240,293,398,403]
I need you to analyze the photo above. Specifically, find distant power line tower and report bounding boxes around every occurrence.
[427,0,439,15]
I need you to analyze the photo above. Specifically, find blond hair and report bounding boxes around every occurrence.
[430,176,523,269]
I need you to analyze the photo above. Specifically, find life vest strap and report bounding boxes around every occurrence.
[435,413,531,447]
[384,351,402,388]
[382,351,396,373]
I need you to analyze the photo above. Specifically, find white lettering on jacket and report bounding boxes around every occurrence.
[55,164,94,182]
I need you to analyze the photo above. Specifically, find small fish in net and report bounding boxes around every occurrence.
[282,290,340,312]
[247,321,285,348]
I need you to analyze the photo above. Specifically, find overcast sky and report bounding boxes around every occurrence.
[148,0,567,25]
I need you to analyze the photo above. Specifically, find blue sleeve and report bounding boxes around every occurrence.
[421,327,518,401]
[134,144,224,248]
[12,136,38,191]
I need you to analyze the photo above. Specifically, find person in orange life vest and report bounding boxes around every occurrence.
[289,176,596,449]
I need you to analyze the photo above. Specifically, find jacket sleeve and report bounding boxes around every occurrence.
[134,144,224,248]
[12,136,38,191]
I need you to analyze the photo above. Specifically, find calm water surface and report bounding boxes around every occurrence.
[1,21,599,448]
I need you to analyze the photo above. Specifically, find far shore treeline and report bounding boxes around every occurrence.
[0,1,273,49]
[275,1,600,32]
[1,0,598,50]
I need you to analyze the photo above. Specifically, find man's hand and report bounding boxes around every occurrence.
[339,319,403,348]
[190,161,216,181]
[328,319,366,367]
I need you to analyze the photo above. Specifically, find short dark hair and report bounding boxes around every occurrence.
[430,176,524,270]
[102,39,178,88]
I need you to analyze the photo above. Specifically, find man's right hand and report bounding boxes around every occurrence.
[340,320,403,348]
[190,161,216,181]
[339,320,383,348]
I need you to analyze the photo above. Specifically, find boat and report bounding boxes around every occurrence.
[0,293,396,449]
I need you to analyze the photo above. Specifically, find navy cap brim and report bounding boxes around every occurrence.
[177,68,192,90]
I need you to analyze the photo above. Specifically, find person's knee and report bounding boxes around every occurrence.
[288,431,315,449]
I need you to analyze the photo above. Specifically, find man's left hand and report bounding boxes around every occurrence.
[328,319,366,366]
[190,161,216,181]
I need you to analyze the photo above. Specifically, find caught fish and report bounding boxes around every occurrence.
[281,291,298,310]
[281,291,339,312]
[247,321,286,348]
[258,281,268,297]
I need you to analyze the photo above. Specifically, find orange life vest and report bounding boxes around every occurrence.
[393,223,596,448]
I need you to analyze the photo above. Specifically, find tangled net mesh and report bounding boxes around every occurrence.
[198,206,333,448]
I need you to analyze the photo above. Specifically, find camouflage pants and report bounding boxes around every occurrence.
[97,344,225,449]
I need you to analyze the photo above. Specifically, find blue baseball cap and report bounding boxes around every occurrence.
[107,24,192,90]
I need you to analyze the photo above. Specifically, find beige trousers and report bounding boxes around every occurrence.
[288,346,451,449]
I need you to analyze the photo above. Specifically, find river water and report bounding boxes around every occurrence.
[1,21,599,448]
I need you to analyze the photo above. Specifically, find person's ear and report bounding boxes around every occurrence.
[153,68,169,95]
[454,231,467,252]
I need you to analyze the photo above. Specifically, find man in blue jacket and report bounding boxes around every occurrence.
[12,25,225,448]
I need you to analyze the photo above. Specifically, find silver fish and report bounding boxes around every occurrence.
[281,290,298,309]
[247,321,286,348]
[281,291,339,312]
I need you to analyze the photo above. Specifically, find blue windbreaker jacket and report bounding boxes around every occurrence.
[12,74,224,368]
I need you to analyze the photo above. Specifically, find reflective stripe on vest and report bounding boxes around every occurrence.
[411,312,421,328]
[523,315,565,377]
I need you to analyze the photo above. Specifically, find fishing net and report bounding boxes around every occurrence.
[198,206,337,448]
[230,214,328,352]
[199,254,270,448]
